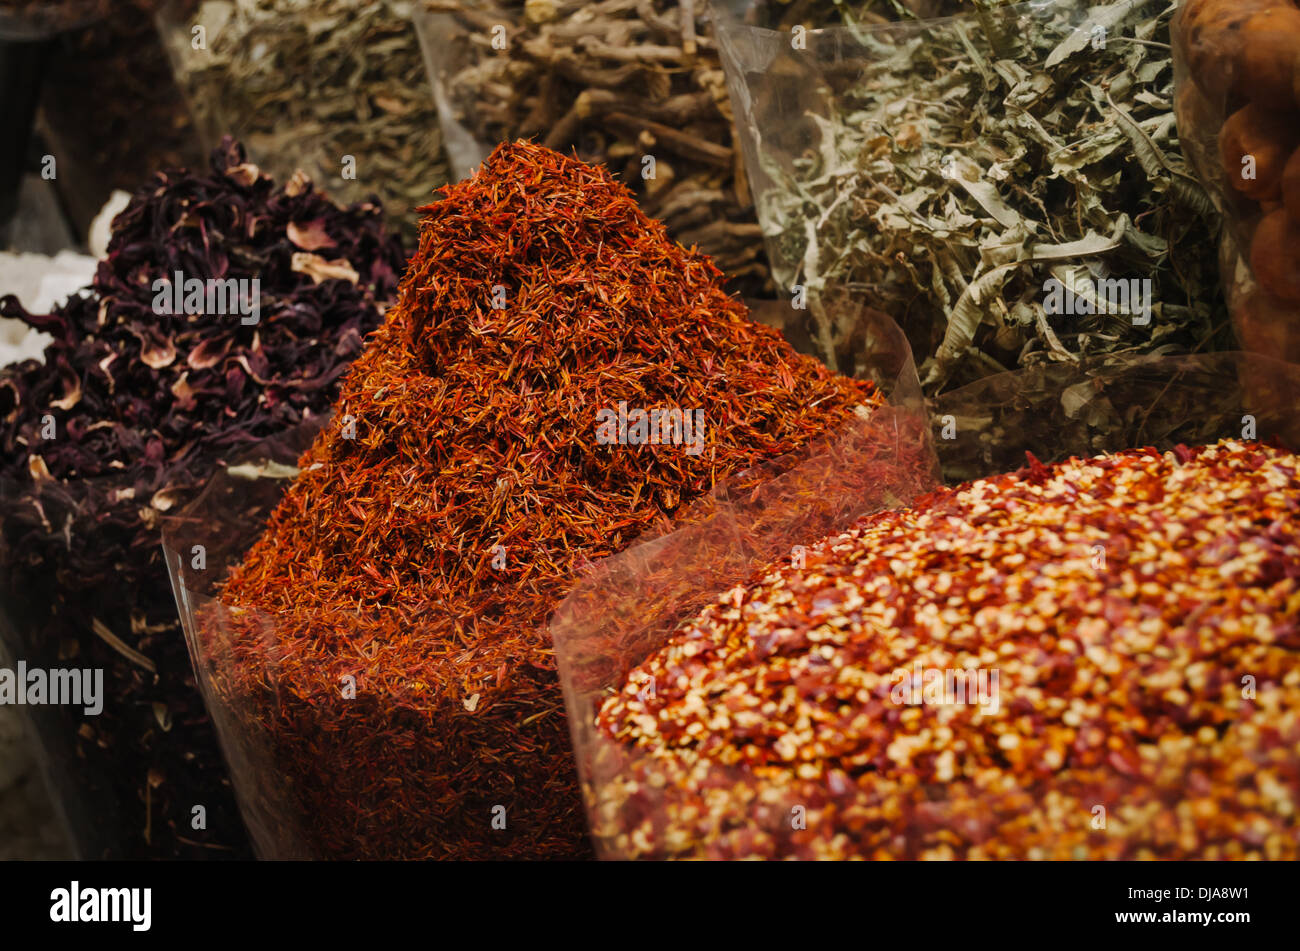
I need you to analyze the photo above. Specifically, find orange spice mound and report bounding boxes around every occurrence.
[597,440,1300,859]
[213,142,878,859]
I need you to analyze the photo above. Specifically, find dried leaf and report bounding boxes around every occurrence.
[28,455,52,482]
[150,488,183,512]
[224,162,261,186]
[227,460,301,481]
[153,702,173,732]
[288,219,336,251]
[50,376,82,410]
[187,338,229,370]
[292,253,360,285]
[141,338,177,369]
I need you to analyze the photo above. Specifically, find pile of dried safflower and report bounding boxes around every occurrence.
[210,141,879,860]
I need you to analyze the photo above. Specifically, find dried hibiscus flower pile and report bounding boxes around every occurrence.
[0,137,406,858]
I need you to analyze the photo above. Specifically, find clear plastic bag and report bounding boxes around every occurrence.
[31,4,203,236]
[0,488,88,858]
[930,349,1300,482]
[1171,0,1300,364]
[409,2,493,181]
[551,306,948,859]
[553,350,1300,859]
[156,0,449,239]
[715,0,1231,389]
[160,421,322,859]
[411,1,777,291]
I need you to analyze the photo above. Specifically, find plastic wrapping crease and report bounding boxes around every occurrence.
[550,306,945,859]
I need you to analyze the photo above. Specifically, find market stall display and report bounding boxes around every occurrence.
[0,0,1295,868]
[161,142,925,860]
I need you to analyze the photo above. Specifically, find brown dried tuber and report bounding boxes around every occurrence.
[1220,102,1299,201]
[1238,7,1300,109]
[1284,144,1300,223]
[1250,208,1300,302]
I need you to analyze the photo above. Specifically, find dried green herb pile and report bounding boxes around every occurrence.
[163,0,450,241]
[742,0,1231,389]
[0,138,405,858]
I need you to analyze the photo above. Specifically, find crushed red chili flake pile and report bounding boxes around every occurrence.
[596,439,1300,859]
[210,141,878,860]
